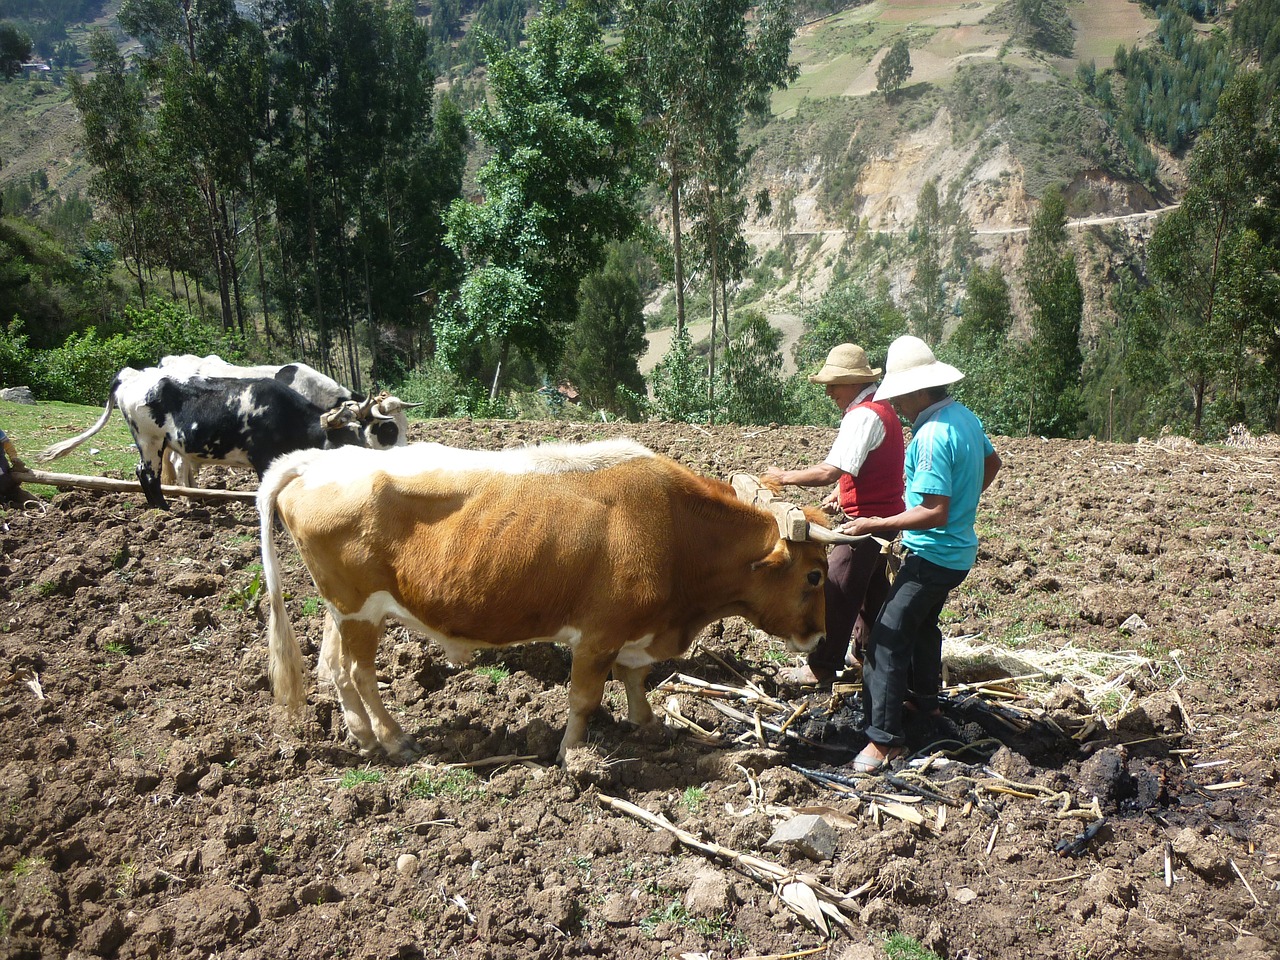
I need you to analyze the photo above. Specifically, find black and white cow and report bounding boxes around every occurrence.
[37,366,415,509]
[159,354,356,410]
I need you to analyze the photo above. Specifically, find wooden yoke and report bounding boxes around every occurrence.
[730,474,809,541]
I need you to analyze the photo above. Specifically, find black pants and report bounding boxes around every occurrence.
[862,552,968,748]
[808,538,890,675]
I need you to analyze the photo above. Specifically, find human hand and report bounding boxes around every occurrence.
[840,517,877,537]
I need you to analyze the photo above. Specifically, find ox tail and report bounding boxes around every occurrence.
[258,452,316,717]
[37,379,121,462]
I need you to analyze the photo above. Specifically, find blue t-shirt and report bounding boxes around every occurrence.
[901,398,994,570]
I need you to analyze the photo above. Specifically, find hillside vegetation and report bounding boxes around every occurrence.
[0,0,1278,443]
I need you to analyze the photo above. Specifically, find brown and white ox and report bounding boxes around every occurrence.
[258,438,853,761]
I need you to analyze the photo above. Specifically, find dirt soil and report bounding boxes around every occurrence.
[2,420,1279,960]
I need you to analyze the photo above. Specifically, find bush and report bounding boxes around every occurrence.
[390,358,467,419]
[3,299,242,403]
[0,317,33,388]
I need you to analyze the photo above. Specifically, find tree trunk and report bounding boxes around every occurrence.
[670,160,686,337]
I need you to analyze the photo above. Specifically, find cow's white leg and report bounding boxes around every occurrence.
[561,650,615,760]
[612,662,655,727]
[320,613,378,753]
[341,617,416,762]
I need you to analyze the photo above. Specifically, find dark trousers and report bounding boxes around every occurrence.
[862,552,968,748]
[808,538,891,675]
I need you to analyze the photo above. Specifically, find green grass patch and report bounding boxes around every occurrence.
[473,665,510,684]
[405,767,484,802]
[0,398,139,498]
[338,769,385,789]
[885,931,944,960]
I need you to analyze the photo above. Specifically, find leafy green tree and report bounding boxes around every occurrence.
[651,328,711,423]
[945,264,1025,436]
[0,22,32,78]
[875,38,911,99]
[952,262,1013,352]
[562,243,649,419]
[443,4,644,397]
[67,30,154,304]
[909,179,945,342]
[1125,71,1280,436]
[1020,185,1083,437]
[614,0,797,335]
[793,278,905,373]
[792,277,905,426]
[720,308,794,425]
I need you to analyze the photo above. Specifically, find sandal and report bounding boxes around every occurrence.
[851,742,904,774]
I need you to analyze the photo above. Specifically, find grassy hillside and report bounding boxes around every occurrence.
[0,78,89,212]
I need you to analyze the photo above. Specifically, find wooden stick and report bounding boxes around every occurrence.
[1230,859,1262,907]
[985,822,1000,855]
[12,467,257,503]
[598,793,872,916]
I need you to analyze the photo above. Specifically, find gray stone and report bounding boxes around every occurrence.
[0,386,35,404]
[765,813,838,862]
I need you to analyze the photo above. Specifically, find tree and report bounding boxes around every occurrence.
[650,328,711,423]
[792,278,906,426]
[0,22,33,79]
[953,262,1012,353]
[721,309,793,425]
[443,4,644,398]
[1020,186,1083,437]
[68,30,155,304]
[876,38,911,99]
[562,242,649,419]
[615,0,797,336]
[1125,71,1280,435]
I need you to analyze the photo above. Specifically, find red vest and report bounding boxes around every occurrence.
[838,397,906,518]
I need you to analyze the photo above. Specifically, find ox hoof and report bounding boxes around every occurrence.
[629,719,676,747]
[382,737,421,765]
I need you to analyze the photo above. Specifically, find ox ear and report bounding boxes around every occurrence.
[750,539,793,571]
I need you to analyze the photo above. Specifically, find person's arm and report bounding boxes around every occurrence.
[839,493,949,538]
[763,462,843,487]
[982,450,1002,492]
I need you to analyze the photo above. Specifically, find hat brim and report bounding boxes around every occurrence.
[808,367,882,385]
[874,363,964,401]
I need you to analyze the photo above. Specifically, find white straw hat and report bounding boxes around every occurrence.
[873,335,964,401]
[807,343,881,385]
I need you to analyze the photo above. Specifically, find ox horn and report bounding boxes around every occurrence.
[320,401,359,431]
[805,523,877,545]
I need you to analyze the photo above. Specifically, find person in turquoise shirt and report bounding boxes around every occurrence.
[839,336,1002,773]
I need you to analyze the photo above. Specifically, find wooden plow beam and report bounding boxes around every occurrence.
[10,467,258,504]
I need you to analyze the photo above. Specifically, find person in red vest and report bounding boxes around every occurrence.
[764,343,906,686]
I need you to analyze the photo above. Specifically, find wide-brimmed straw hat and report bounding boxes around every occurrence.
[873,335,964,401]
[807,344,881,385]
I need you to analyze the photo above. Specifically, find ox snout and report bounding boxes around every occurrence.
[784,630,824,655]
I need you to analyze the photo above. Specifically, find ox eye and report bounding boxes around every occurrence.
[807,570,822,587]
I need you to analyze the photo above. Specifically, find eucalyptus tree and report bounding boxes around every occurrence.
[876,37,911,99]
[68,30,154,304]
[1020,185,1083,437]
[613,0,797,336]
[244,0,462,385]
[443,3,644,398]
[111,0,269,334]
[1126,71,1280,435]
